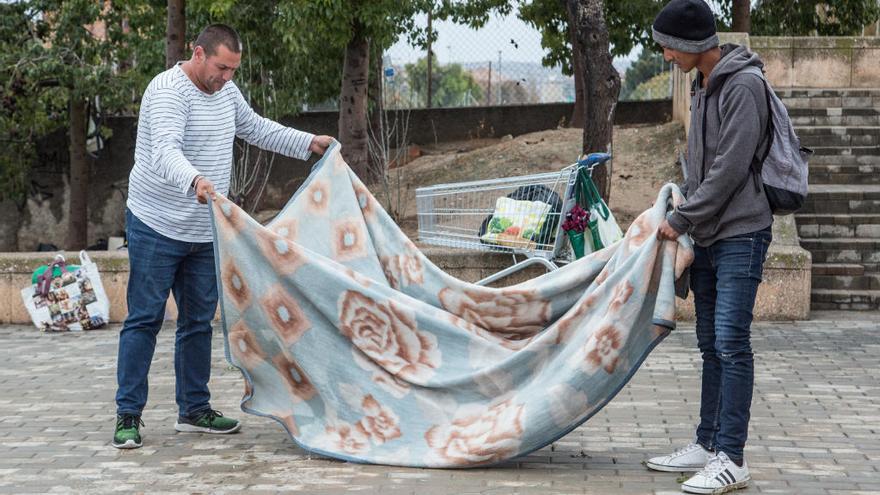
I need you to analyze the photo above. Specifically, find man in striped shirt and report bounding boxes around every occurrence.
[112,24,333,449]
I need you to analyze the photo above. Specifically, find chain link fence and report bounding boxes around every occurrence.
[382,12,671,109]
[383,13,576,109]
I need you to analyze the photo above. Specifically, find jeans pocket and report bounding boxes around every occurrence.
[749,236,770,282]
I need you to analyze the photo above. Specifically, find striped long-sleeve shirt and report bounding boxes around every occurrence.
[127,64,314,242]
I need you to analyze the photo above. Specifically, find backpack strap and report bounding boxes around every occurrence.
[710,66,774,218]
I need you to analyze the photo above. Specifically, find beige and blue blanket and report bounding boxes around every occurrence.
[210,142,693,468]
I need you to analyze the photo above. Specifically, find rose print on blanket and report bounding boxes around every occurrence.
[338,291,440,381]
[355,395,402,445]
[353,351,411,398]
[438,287,550,335]
[325,421,370,455]
[607,280,634,315]
[424,399,525,466]
[553,292,600,344]
[381,253,424,289]
[583,324,624,374]
[446,313,532,351]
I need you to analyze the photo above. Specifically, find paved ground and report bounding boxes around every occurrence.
[0,312,878,494]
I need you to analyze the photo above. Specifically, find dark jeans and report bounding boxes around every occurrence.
[115,209,218,418]
[691,227,772,462]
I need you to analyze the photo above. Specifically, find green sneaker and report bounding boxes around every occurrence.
[112,414,144,449]
[174,409,241,434]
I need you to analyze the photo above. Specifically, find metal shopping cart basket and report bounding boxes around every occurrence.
[416,153,611,285]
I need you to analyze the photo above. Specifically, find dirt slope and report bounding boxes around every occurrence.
[370,122,687,240]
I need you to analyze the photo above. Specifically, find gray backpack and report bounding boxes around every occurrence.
[719,66,813,215]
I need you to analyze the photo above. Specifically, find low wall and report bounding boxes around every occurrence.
[675,215,812,321]
[287,100,672,146]
[1,230,810,325]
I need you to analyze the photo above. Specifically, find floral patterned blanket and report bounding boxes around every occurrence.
[209,142,693,468]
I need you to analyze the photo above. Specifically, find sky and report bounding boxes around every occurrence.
[386,2,731,73]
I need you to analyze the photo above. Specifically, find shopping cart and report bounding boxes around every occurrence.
[416,153,611,285]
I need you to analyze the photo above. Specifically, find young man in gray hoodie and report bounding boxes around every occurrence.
[648,1,773,494]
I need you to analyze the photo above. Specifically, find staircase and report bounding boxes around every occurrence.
[778,89,880,310]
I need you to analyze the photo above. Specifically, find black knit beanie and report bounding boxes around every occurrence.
[652,0,719,53]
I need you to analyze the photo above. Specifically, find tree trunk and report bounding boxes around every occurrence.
[732,0,752,33]
[339,25,371,181]
[66,98,89,250]
[565,0,585,128]
[166,0,186,69]
[570,0,620,202]
[368,40,385,179]
[732,0,750,33]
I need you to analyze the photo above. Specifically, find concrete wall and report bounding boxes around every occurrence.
[0,235,809,324]
[285,100,672,146]
[672,35,880,132]
[751,37,880,89]
[5,100,671,253]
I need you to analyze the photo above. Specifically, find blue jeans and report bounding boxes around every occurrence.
[115,209,218,418]
[691,227,771,462]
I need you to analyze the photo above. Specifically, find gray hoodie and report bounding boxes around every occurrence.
[669,44,773,247]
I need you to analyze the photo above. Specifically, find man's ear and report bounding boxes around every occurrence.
[193,45,205,63]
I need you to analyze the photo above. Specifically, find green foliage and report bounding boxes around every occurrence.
[752,0,880,36]
[620,48,667,100]
[405,57,484,107]
[626,71,670,101]
[519,0,666,76]
[0,0,136,202]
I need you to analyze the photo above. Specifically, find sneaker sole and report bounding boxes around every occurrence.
[682,478,750,495]
[111,438,143,449]
[174,422,241,434]
[645,460,705,472]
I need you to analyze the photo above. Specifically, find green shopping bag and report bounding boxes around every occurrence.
[576,167,623,250]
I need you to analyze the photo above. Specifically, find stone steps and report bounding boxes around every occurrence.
[808,166,880,185]
[812,272,880,290]
[798,237,880,264]
[792,115,880,127]
[800,184,880,214]
[776,88,880,99]
[779,88,880,311]
[808,146,880,157]
[811,288,880,311]
[796,213,880,238]
[797,126,880,147]
[808,154,880,166]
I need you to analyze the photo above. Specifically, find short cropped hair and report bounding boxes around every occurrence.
[194,24,242,56]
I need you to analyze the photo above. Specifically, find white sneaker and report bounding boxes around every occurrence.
[681,451,750,494]
[646,442,712,472]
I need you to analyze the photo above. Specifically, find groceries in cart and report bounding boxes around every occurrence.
[415,152,617,286]
[478,184,563,250]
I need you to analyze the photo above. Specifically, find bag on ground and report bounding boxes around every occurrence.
[20,251,110,332]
